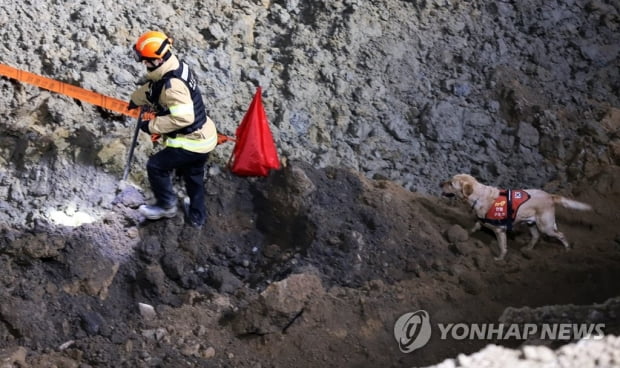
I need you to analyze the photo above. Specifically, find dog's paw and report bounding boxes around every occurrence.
[469,222,482,234]
[493,256,506,261]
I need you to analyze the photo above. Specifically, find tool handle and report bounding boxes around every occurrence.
[121,109,145,181]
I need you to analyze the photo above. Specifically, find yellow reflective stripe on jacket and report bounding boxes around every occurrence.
[169,103,194,116]
[165,134,218,153]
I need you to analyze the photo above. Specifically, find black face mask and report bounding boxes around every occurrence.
[144,59,162,71]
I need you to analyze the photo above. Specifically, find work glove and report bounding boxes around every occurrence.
[127,100,139,110]
[139,119,151,134]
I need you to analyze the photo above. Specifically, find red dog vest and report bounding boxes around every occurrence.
[482,189,531,228]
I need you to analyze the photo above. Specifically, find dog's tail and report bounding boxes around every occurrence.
[552,195,592,211]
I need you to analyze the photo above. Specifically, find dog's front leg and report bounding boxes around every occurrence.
[470,221,482,234]
[493,230,508,261]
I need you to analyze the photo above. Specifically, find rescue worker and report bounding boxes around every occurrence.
[128,30,218,228]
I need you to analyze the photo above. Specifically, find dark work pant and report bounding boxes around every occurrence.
[146,147,210,225]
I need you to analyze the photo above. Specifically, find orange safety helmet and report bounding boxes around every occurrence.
[133,31,172,61]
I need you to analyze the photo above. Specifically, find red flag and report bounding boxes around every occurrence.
[229,87,280,176]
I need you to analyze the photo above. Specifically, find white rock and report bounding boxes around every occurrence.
[522,345,556,363]
[138,303,157,320]
[203,346,216,359]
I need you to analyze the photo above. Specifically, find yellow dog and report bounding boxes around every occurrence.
[440,174,592,260]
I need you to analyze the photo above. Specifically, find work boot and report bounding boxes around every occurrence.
[138,204,177,220]
[183,197,203,228]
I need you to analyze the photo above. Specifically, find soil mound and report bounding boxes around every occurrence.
[1,162,619,367]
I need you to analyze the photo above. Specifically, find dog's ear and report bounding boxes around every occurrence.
[462,182,473,197]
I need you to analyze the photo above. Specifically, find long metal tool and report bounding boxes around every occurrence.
[122,108,144,182]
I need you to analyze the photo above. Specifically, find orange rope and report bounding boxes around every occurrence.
[0,63,139,118]
[0,62,235,143]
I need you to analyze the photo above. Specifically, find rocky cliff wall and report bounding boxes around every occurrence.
[1,1,618,216]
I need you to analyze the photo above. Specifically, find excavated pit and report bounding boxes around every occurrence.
[1,0,620,366]
[3,161,619,367]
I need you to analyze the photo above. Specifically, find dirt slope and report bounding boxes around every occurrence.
[1,162,619,367]
[0,0,619,366]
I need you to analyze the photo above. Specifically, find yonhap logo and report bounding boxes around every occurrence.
[393,310,432,353]
[393,310,606,353]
